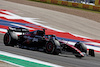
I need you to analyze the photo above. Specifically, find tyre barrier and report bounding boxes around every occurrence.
[31,0,100,11]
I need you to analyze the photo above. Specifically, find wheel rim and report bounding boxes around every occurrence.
[46,42,54,52]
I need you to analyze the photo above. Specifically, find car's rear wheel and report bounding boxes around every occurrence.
[45,40,60,55]
[3,32,18,47]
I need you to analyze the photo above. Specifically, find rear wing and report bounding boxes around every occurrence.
[8,27,29,33]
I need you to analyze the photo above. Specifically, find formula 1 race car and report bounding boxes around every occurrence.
[3,27,95,58]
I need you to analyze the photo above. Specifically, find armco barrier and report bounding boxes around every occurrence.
[32,0,100,11]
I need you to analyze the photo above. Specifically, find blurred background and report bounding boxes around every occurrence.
[62,0,95,5]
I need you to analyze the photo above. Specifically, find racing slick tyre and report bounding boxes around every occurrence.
[3,32,18,47]
[74,42,87,58]
[74,42,87,53]
[45,40,61,55]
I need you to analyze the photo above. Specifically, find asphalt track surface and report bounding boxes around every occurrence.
[0,0,100,67]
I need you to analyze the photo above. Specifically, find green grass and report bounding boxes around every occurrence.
[29,0,100,14]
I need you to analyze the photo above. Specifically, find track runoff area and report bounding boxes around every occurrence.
[0,9,100,67]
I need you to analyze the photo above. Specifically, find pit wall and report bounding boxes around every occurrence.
[32,0,100,11]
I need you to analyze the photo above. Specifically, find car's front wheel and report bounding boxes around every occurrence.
[74,42,87,58]
[74,42,87,53]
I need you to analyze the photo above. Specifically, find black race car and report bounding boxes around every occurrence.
[3,27,95,58]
